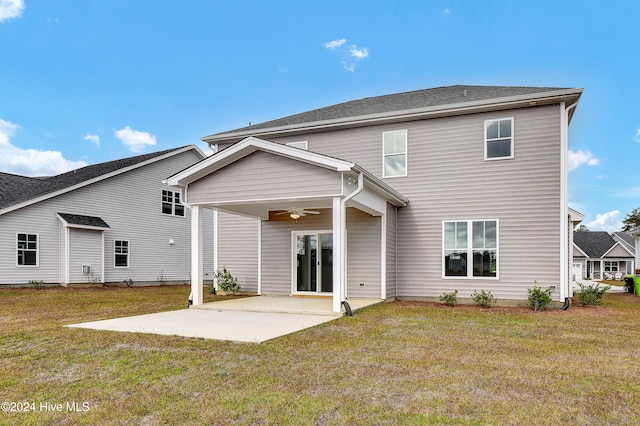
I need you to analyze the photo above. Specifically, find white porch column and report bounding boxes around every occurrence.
[191,205,204,306]
[332,196,344,313]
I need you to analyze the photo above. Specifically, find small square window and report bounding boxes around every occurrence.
[485,118,514,160]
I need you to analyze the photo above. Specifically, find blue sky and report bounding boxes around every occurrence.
[0,1,638,231]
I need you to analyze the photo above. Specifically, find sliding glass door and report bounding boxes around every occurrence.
[294,232,333,294]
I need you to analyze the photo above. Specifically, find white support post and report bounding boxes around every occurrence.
[191,205,204,306]
[380,211,387,300]
[332,196,343,313]
[213,209,219,291]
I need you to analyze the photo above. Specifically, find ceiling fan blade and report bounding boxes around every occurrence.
[302,210,320,215]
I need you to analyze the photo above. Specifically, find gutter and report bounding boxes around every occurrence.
[202,89,584,144]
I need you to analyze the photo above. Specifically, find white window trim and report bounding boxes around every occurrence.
[604,261,618,272]
[16,232,39,267]
[286,141,309,150]
[484,117,514,161]
[161,189,185,218]
[442,219,499,280]
[382,129,408,178]
[114,240,130,269]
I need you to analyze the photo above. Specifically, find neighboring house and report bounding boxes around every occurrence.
[0,145,213,287]
[167,85,583,312]
[572,231,635,280]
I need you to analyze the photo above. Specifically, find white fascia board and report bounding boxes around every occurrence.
[202,89,584,144]
[573,242,589,258]
[354,166,408,207]
[1,145,203,217]
[568,207,585,225]
[166,137,354,187]
[601,241,634,258]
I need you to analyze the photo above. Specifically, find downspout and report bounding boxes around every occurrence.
[340,170,364,315]
[562,101,579,310]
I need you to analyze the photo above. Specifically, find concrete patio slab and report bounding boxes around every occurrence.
[67,297,383,343]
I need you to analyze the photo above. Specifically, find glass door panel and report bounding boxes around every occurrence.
[296,234,317,292]
[319,233,333,293]
[295,232,332,294]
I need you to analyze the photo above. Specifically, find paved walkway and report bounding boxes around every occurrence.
[67,296,382,343]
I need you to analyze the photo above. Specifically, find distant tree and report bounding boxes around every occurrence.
[621,208,640,232]
[575,224,589,232]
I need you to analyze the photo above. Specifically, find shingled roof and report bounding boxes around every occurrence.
[573,231,635,258]
[0,146,193,212]
[202,85,582,143]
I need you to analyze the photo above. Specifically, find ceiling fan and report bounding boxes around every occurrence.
[274,207,320,220]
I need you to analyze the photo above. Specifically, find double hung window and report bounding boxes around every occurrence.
[162,190,185,217]
[383,130,407,177]
[17,233,38,266]
[485,118,513,160]
[114,240,129,268]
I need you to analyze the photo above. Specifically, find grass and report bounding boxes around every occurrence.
[1,285,640,425]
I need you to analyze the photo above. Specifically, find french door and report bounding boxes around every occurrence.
[293,231,333,294]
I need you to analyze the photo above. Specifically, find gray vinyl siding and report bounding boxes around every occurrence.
[68,228,102,283]
[346,208,381,298]
[386,202,397,299]
[217,212,259,292]
[188,151,342,205]
[272,104,563,300]
[260,210,333,295]
[0,149,211,285]
[259,208,382,297]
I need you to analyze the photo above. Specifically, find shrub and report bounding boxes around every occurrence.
[157,271,167,285]
[439,289,458,307]
[214,266,241,295]
[577,282,610,306]
[527,285,552,311]
[29,280,45,289]
[472,290,496,308]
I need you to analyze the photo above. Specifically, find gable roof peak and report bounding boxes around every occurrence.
[0,145,203,214]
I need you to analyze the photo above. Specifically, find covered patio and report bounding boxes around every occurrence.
[166,137,408,313]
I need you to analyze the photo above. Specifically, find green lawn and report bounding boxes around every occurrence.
[1,285,639,425]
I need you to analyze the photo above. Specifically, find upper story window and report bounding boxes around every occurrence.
[443,220,498,278]
[162,190,185,217]
[383,130,407,178]
[286,141,308,150]
[17,233,38,267]
[485,118,514,160]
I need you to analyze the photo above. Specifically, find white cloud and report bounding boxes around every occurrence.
[84,133,100,148]
[634,129,640,143]
[441,8,451,15]
[325,38,369,72]
[568,149,599,171]
[0,0,24,22]
[585,210,623,232]
[324,39,346,49]
[114,126,156,153]
[0,118,87,176]
[349,46,368,59]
